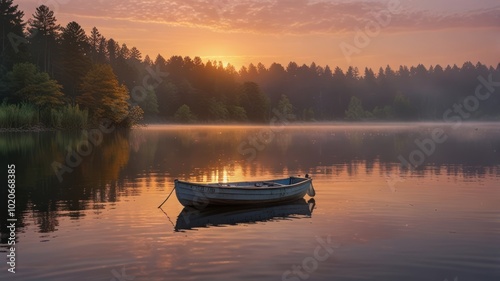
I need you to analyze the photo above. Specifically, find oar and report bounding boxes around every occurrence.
[158,185,175,208]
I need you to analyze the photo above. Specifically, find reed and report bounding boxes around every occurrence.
[0,103,38,128]
[50,104,89,129]
[0,103,89,129]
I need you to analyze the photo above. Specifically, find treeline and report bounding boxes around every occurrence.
[1,1,499,128]
[0,2,145,128]
[248,61,500,120]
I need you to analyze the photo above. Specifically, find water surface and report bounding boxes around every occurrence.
[1,123,499,281]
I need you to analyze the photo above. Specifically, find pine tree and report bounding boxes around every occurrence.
[129,47,141,63]
[119,43,130,60]
[106,38,118,66]
[88,27,102,63]
[96,37,108,64]
[28,5,60,75]
[139,87,159,117]
[59,21,91,99]
[240,82,270,122]
[0,0,27,70]
[143,55,152,66]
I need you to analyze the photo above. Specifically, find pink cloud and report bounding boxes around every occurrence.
[23,0,500,34]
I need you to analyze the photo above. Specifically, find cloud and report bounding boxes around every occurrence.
[58,0,500,34]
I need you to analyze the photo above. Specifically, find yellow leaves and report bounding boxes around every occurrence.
[78,64,131,124]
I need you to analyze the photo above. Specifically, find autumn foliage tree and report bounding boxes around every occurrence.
[77,64,132,125]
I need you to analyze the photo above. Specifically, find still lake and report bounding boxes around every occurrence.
[1,123,499,281]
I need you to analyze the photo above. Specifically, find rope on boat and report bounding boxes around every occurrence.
[158,180,176,208]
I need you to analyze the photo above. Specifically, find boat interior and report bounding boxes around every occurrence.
[207,177,307,188]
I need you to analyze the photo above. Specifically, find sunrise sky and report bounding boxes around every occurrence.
[18,0,500,70]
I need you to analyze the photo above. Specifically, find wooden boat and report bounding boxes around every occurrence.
[175,198,316,231]
[174,175,315,208]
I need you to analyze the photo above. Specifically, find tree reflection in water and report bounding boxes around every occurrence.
[0,124,499,238]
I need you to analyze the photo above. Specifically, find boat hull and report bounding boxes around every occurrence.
[174,177,313,208]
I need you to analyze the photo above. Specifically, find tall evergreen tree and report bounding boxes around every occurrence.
[106,38,118,66]
[96,37,108,64]
[143,55,152,66]
[129,47,141,63]
[119,43,130,60]
[0,0,27,70]
[59,21,91,99]
[114,43,136,88]
[27,5,60,75]
[276,94,294,116]
[88,27,103,63]
[240,82,269,122]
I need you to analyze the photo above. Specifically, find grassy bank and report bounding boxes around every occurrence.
[0,103,89,130]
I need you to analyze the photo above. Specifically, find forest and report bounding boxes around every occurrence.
[1,1,499,129]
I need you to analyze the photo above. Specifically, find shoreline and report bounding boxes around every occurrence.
[0,126,56,133]
[2,120,500,133]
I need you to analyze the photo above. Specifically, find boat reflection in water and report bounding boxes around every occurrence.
[174,198,316,231]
